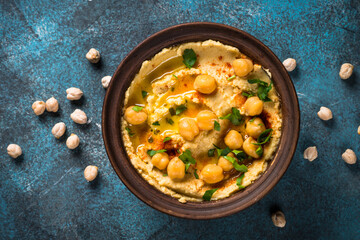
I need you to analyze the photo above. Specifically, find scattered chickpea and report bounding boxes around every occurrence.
[342,149,357,164]
[339,63,354,80]
[151,152,170,170]
[232,59,254,77]
[246,117,266,139]
[66,87,83,101]
[178,118,199,141]
[66,134,80,149]
[124,106,147,125]
[218,153,235,171]
[86,48,100,63]
[303,146,318,162]
[243,137,260,158]
[70,109,88,124]
[45,97,59,112]
[7,144,22,158]
[271,211,286,228]
[243,96,263,116]
[358,125,360,135]
[51,122,66,139]
[282,58,297,72]
[224,130,243,149]
[167,157,185,180]
[317,106,333,121]
[84,165,98,182]
[193,75,217,94]
[101,76,112,89]
[196,110,217,131]
[32,100,46,115]
[200,164,224,184]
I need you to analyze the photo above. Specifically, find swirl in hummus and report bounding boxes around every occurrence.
[122,40,282,203]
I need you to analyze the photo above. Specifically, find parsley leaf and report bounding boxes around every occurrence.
[125,127,135,137]
[202,188,218,201]
[175,104,187,115]
[179,149,196,172]
[214,120,220,131]
[255,146,264,157]
[163,137,171,143]
[232,150,247,161]
[224,156,248,172]
[182,49,197,69]
[132,106,144,112]
[166,118,174,125]
[219,107,244,126]
[163,174,168,177]
[172,74,178,79]
[169,108,176,116]
[142,90,148,98]
[213,144,231,157]
[194,169,199,179]
[242,91,256,98]
[248,79,273,102]
[227,75,236,81]
[254,129,273,145]
[249,117,256,123]
[236,174,245,189]
[152,121,160,126]
[147,149,167,157]
[208,148,216,157]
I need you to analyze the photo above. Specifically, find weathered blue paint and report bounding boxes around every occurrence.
[0,0,359,239]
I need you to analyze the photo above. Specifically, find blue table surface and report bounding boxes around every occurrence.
[1,0,359,239]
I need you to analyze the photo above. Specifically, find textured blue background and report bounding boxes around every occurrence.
[0,0,359,239]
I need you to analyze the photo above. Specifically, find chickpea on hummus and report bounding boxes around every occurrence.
[122,40,282,203]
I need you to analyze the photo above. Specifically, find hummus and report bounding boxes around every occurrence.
[122,40,282,203]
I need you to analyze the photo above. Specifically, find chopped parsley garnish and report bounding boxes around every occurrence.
[152,121,160,126]
[242,91,256,98]
[142,90,148,98]
[163,174,168,177]
[182,49,197,69]
[172,74,178,79]
[224,156,248,172]
[163,137,171,143]
[232,150,247,161]
[214,120,220,131]
[255,146,264,157]
[219,107,244,126]
[194,169,199,179]
[203,188,218,201]
[132,106,144,112]
[169,108,176,116]
[208,148,216,157]
[253,128,273,145]
[249,118,256,123]
[147,149,167,157]
[148,137,154,143]
[213,144,231,157]
[236,174,245,189]
[166,118,174,125]
[179,149,196,172]
[227,75,236,81]
[175,104,187,115]
[125,127,135,137]
[177,149,181,154]
[248,79,272,102]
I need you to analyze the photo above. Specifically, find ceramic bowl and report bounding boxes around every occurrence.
[102,22,300,219]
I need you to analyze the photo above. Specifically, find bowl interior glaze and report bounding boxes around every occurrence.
[102,22,300,219]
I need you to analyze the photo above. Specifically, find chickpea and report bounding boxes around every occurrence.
[84,165,98,182]
[70,109,88,124]
[224,130,243,149]
[66,87,83,100]
[194,75,217,94]
[246,117,266,139]
[52,122,66,139]
[167,157,185,180]
[32,101,46,115]
[342,149,357,164]
[243,137,260,158]
[243,96,263,116]
[86,48,100,63]
[317,106,332,121]
[124,106,147,125]
[7,144,22,158]
[196,110,217,130]
[232,59,254,77]
[218,153,235,171]
[151,152,170,170]
[339,63,354,80]
[66,134,80,149]
[45,97,59,112]
[101,76,112,89]
[282,58,297,72]
[271,211,286,228]
[178,118,199,141]
[200,164,224,184]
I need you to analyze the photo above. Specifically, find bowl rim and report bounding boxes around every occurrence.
[102,22,300,219]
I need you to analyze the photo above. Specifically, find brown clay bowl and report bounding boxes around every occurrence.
[102,22,300,219]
